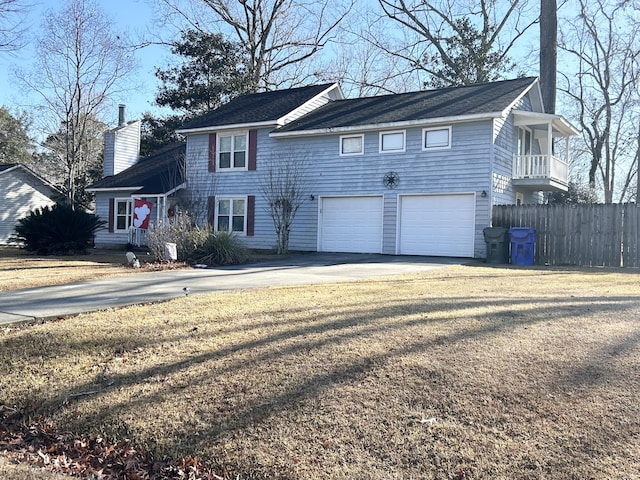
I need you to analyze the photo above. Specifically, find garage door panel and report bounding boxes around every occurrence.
[399,194,475,257]
[320,196,382,253]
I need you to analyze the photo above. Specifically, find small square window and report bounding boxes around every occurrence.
[218,133,247,170]
[380,131,405,152]
[114,199,132,231]
[340,135,364,155]
[423,127,451,150]
[216,198,246,234]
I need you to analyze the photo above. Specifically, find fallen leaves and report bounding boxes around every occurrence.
[0,406,225,479]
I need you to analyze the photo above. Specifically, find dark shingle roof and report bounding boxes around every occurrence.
[180,83,337,130]
[88,143,185,194]
[0,163,19,172]
[275,77,537,133]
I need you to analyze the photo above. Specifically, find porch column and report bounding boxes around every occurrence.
[547,122,553,177]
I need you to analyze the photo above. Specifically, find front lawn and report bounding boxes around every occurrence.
[1,265,639,479]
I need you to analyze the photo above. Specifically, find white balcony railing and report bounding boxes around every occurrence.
[513,154,568,184]
[128,227,148,247]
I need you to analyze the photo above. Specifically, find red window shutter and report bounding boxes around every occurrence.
[207,196,215,227]
[108,198,114,233]
[247,195,255,236]
[208,133,216,172]
[248,130,257,171]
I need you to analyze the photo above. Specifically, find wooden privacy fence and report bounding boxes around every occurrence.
[492,204,640,268]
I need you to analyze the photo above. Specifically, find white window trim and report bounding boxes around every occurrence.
[422,126,452,151]
[215,196,248,235]
[339,134,364,156]
[217,131,249,171]
[379,130,406,153]
[517,127,533,156]
[114,197,133,232]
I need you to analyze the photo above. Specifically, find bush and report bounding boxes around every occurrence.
[146,214,203,261]
[190,230,250,266]
[13,203,106,255]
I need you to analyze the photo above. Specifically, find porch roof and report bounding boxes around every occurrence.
[86,143,186,195]
[512,111,580,137]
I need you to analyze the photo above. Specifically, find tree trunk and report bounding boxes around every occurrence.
[540,0,557,114]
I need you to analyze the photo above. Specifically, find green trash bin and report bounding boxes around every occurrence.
[483,227,510,264]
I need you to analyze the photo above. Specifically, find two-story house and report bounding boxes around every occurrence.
[90,77,578,258]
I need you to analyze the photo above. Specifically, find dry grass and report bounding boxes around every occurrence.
[1,265,640,479]
[0,456,70,480]
[0,247,165,291]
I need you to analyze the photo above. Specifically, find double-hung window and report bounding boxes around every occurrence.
[216,198,246,233]
[423,127,452,150]
[114,198,132,231]
[379,131,405,153]
[218,132,248,170]
[340,134,364,155]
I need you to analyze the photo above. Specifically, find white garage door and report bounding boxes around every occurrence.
[320,196,383,253]
[399,194,475,257]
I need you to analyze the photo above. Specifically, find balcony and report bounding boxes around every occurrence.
[512,154,568,192]
[511,111,580,193]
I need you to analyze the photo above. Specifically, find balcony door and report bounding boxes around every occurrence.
[517,127,532,156]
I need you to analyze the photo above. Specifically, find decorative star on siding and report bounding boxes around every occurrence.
[383,171,400,189]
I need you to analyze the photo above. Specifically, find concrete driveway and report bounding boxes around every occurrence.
[0,253,466,325]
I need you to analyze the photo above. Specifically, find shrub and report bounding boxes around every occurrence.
[190,230,250,266]
[146,213,202,261]
[13,203,106,255]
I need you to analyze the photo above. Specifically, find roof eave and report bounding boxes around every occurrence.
[276,83,343,125]
[85,186,144,193]
[270,112,504,138]
[499,77,541,116]
[1,164,62,194]
[176,120,279,135]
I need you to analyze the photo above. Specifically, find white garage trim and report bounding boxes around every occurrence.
[318,195,383,253]
[397,193,476,257]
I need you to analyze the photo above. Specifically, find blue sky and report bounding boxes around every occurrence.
[0,0,171,127]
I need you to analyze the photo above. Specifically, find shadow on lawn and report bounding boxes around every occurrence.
[6,289,640,476]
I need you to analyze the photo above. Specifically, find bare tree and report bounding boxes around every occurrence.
[558,0,640,203]
[259,151,308,254]
[376,0,537,87]
[155,0,353,90]
[0,0,27,51]
[15,0,136,207]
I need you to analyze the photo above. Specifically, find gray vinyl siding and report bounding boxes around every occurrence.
[103,121,140,177]
[93,191,138,247]
[186,120,495,256]
[0,169,57,244]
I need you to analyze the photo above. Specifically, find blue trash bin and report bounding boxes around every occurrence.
[509,227,535,265]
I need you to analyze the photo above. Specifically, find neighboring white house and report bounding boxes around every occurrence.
[0,164,61,244]
[89,77,579,258]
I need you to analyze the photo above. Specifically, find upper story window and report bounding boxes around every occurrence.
[340,134,364,155]
[219,132,247,170]
[114,198,132,232]
[423,126,452,150]
[216,197,246,234]
[379,131,405,153]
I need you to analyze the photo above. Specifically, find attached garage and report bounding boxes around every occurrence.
[319,196,383,253]
[398,193,475,257]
